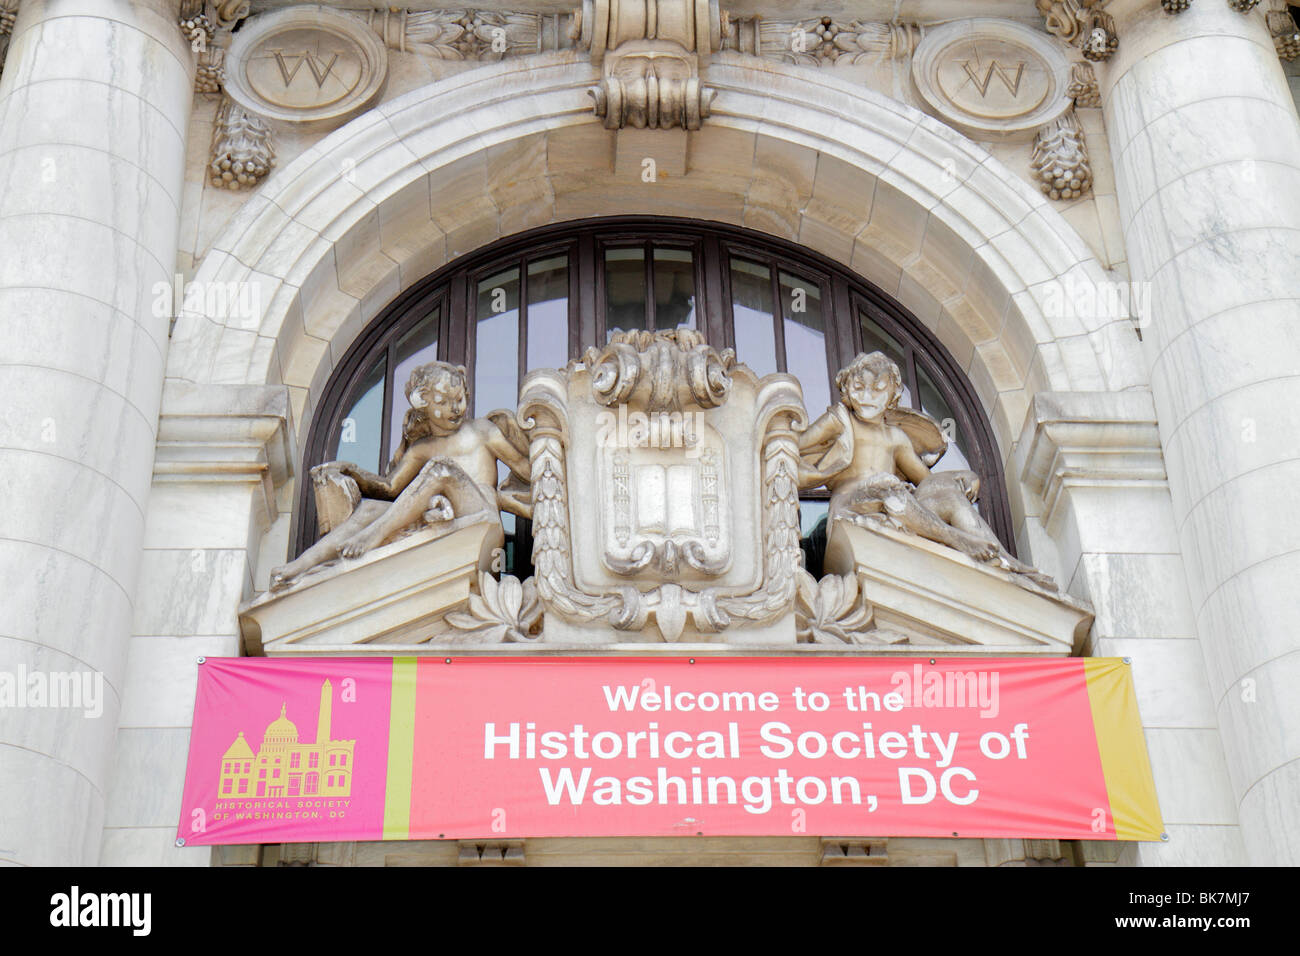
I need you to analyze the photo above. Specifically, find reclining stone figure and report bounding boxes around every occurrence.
[799,351,1054,589]
[269,361,531,591]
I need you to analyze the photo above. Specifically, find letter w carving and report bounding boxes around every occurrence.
[273,50,340,88]
[961,59,1025,97]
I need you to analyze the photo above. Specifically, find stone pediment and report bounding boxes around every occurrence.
[238,337,1093,657]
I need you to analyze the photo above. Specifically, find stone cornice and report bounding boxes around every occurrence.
[155,382,297,522]
[1016,391,1167,527]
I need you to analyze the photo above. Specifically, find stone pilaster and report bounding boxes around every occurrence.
[0,0,192,865]
[1096,0,1300,864]
[1017,391,1245,864]
[101,382,293,864]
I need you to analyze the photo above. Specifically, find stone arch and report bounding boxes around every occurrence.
[168,51,1142,545]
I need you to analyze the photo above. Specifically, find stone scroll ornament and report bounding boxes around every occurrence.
[1036,0,1119,61]
[519,330,808,642]
[799,352,1057,591]
[576,0,721,130]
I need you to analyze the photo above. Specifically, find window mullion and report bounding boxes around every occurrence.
[644,240,656,331]
[770,260,787,374]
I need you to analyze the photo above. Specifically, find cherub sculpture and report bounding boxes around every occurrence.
[799,352,1054,589]
[269,362,531,591]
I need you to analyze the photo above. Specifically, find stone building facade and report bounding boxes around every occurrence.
[1,0,1298,867]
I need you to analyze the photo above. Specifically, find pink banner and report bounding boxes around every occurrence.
[178,656,1163,846]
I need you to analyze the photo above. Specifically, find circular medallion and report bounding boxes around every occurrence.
[224,5,388,131]
[912,19,1071,141]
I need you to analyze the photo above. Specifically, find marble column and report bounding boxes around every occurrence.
[1098,0,1300,864]
[0,0,191,864]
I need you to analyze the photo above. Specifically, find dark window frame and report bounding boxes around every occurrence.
[293,217,1014,560]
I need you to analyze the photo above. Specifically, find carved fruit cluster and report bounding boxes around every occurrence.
[181,13,215,47]
[196,61,223,94]
[211,154,272,188]
[1275,29,1300,60]
[1080,25,1119,61]
[1227,0,1260,11]
[1160,0,1192,11]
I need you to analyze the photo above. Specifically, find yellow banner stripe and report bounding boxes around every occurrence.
[1084,658,1164,841]
[382,657,418,840]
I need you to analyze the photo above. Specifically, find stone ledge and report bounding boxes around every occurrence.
[240,514,503,655]
[824,520,1094,655]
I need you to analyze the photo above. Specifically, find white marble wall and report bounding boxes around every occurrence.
[99,382,292,865]
[1095,0,1300,865]
[1016,391,1245,865]
[0,0,192,865]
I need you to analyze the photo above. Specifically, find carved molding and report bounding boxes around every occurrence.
[1030,109,1092,200]
[1036,1,1119,62]
[210,96,276,190]
[986,838,1073,866]
[576,0,720,129]
[277,842,357,866]
[820,838,888,865]
[729,17,920,65]
[362,8,575,60]
[457,841,525,865]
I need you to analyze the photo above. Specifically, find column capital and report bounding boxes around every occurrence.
[155,381,296,522]
[1016,390,1167,526]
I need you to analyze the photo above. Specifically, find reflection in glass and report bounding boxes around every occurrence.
[799,499,830,579]
[859,313,912,407]
[527,256,569,371]
[605,248,647,335]
[335,356,384,473]
[730,258,777,377]
[917,362,972,474]
[780,271,830,415]
[387,307,439,455]
[653,248,696,329]
[475,267,520,415]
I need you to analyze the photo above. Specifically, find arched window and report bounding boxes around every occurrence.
[296,218,1012,573]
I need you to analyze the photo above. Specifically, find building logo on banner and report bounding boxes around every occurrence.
[178,657,1164,847]
[194,676,364,839]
